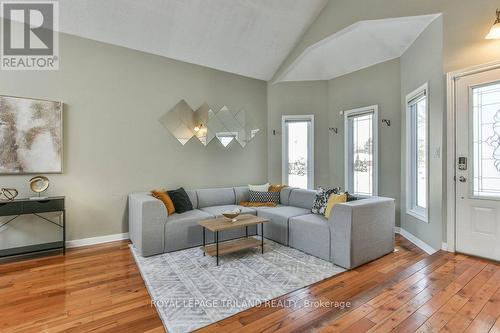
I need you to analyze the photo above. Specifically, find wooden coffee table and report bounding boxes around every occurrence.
[198,214,269,266]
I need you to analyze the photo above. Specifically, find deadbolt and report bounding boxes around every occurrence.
[458,157,467,170]
[458,176,467,182]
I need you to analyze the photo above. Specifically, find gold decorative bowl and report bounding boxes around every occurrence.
[222,209,241,221]
[222,212,240,219]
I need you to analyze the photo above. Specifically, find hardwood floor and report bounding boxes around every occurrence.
[1,235,499,333]
[0,242,164,333]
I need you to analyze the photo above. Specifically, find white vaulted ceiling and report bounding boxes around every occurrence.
[275,14,441,82]
[55,0,327,81]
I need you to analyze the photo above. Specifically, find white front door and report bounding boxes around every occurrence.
[455,67,500,261]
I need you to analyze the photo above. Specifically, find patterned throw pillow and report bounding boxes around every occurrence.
[311,187,340,215]
[249,190,280,204]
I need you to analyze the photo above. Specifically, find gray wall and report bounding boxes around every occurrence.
[328,59,402,225]
[269,0,500,249]
[400,17,444,250]
[267,81,329,187]
[0,32,268,241]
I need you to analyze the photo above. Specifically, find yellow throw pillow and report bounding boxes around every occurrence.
[324,193,347,219]
[268,184,287,192]
[151,189,176,215]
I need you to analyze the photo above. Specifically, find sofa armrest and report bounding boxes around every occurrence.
[328,197,395,269]
[128,192,167,256]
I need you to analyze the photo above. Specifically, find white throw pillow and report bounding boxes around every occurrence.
[248,183,270,192]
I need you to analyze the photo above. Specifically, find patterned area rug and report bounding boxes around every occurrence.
[130,237,345,333]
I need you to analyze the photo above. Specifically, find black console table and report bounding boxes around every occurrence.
[0,196,65,258]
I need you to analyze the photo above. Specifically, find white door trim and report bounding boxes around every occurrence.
[281,114,315,189]
[343,105,379,196]
[446,60,500,253]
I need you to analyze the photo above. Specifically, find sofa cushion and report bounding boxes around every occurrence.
[234,186,250,203]
[289,214,331,261]
[200,205,256,217]
[185,189,198,208]
[166,209,214,224]
[289,189,317,210]
[254,205,308,214]
[164,209,214,252]
[280,187,295,205]
[197,188,235,208]
[256,206,310,245]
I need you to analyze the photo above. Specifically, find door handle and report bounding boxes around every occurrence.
[458,176,467,182]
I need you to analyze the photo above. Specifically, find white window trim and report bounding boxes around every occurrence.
[405,83,429,223]
[281,115,315,189]
[343,105,379,196]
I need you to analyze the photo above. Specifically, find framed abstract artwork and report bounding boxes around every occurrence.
[0,95,63,174]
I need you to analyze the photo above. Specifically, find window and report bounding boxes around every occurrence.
[472,81,500,197]
[406,83,428,221]
[282,115,314,189]
[344,106,378,196]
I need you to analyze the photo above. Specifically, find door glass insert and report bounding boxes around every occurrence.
[472,81,500,197]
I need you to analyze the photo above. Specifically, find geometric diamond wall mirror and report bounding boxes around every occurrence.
[159,99,195,145]
[192,102,213,146]
[206,105,260,147]
[160,100,260,148]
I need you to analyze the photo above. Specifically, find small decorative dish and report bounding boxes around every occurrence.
[222,208,241,222]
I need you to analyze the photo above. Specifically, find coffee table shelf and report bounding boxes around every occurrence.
[202,237,261,256]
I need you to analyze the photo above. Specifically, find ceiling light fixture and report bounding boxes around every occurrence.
[486,9,500,39]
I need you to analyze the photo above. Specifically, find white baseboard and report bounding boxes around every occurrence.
[441,242,448,251]
[394,227,437,255]
[66,232,129,248]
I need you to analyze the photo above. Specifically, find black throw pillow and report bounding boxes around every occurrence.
[167,187,193,214]
[346,192,358,202]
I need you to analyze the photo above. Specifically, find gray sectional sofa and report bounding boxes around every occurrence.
[128,186,395,269]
